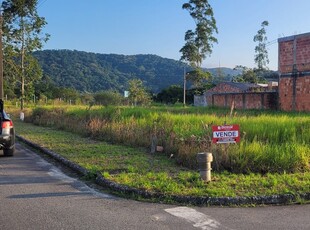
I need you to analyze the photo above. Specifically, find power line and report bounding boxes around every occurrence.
[38,0,48,8]
[266,39,277,47]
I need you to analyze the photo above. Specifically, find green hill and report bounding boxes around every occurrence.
[33,49,240,93]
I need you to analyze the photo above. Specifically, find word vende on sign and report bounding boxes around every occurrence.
[212,125,240,144]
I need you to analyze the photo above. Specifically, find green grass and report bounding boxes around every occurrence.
[15,120,176,173]
[14,119,310,198]
[20,105,310,173]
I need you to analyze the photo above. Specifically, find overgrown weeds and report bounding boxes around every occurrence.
[14,113,310,198]
[11,105,310,174]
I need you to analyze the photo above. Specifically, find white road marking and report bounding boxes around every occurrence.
[35,156,114,199]
[47,165,114,199]
[165,207,223,230]
[47,167,76,183]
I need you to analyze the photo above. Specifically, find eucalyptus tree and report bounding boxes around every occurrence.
[180,0,218,88]
[1,0,49,109]
[254,20,269,71]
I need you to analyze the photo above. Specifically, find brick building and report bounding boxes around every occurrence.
[199,82,277,110]
[278,32,310,112]
[196,32,310,112]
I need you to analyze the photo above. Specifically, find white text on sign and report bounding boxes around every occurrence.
[213,131,239,138]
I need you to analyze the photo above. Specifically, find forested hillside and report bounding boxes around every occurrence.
[33,50,239,93]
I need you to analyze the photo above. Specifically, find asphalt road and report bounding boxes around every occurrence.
[0,143,309,230]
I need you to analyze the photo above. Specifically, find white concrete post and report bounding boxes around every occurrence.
[20,112,24,121]
[197,152,213,182]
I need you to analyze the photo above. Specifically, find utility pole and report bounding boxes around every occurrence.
[183,67,186,106]
[0,13,3,101]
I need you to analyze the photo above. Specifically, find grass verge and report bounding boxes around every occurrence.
[25,105,310,173]
[14,119,310,200]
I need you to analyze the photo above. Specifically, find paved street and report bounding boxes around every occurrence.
[0,143,309,230]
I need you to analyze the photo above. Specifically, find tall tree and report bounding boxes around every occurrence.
[232,65,259,84]
[1,0,49,110]
[180,0,218,88]
[34,74,56,100]
[156,85,183,104]
[128,79,151,106]
[254,20,269,71]
[232,65,267,84]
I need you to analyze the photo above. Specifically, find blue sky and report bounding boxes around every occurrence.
[37,0,310,70]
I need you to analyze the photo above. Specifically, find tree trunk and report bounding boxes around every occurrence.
[0,15,3,101]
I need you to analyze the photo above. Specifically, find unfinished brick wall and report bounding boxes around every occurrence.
[211,92,277,110]
[206,83,240,105]
[212,94,226,107]
[204,82,277,110]
[205,82,261,107]
[227,94,243,109]
[278,33,310,112]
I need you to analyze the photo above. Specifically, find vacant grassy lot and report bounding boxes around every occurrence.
[24,105,310,173]
[11,105,310,200]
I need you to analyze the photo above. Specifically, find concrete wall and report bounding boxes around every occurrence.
[278,33,310,112]
[194,95,207,106]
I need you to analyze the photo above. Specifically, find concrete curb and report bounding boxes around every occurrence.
[17,135,89,176]
[17,135,310,206]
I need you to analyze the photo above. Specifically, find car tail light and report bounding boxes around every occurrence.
[2,121,13,129]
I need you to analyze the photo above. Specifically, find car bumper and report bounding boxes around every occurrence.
[0,134,14,148]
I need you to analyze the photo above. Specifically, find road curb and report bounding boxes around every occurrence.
[17,135,89,176]
[17,135,310,206]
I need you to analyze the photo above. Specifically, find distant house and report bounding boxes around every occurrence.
[195,82,278,110]
[195,32,310,112]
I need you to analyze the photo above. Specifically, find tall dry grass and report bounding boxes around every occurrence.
[21,106,310,173]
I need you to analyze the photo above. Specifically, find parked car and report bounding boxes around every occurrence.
[0,100,15,156]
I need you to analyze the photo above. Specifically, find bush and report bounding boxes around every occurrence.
[94,91,123,106]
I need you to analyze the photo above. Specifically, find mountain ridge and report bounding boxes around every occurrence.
[33,49,240,93]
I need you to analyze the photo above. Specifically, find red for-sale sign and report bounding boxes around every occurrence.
[212,124,240,144]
